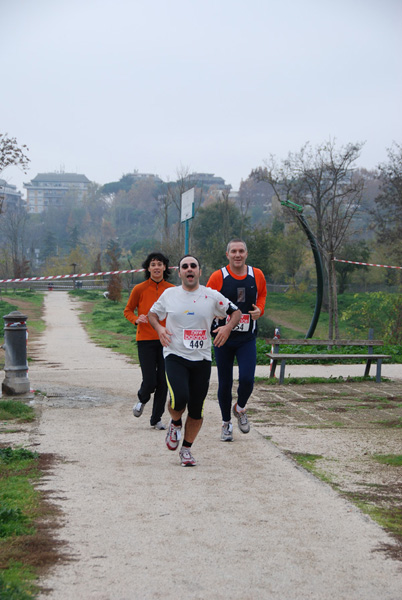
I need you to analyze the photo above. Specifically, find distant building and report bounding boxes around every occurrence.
[184,172,232,203]
[24,172,91,213]
[101,172,164,195]
[186,172,231,191]
[0,179,23,211]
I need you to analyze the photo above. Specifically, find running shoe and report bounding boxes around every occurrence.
[232,404,250,434]
[221,422,233,442]
[165,420,182,450]
[179,447,196,467]
[153,420,167,430]
[133,401,144,418]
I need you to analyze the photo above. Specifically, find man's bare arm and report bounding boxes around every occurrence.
[213,309,241,347]
[148,311,172,347]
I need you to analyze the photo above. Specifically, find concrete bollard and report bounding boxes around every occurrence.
[1,310,30,395]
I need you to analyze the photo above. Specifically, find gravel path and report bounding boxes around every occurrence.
[20,292,402,599]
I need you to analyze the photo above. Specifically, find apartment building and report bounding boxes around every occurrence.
[24,172,91,213]
[0,179,23,211]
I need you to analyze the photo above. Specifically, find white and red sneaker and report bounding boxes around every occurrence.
[179,447,196,467]
[165,420,182,451]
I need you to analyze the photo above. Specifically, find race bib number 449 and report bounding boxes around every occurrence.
[183,329,208,349]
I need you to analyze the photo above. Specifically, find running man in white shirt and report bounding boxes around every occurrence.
[148,255,241,466]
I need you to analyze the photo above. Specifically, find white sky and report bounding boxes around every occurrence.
[1,0,401,194]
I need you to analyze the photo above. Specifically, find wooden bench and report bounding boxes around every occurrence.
[266,337,391,384]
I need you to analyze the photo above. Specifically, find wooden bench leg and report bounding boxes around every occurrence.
[376,358,382,383]
[279,360,286,384]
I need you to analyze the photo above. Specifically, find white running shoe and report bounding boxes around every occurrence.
[153,421,167,430]
[133,401,144,417]
[221,422,233,442]
[165,420,182,451]
[179,447,196,466]
[232,404,250,433]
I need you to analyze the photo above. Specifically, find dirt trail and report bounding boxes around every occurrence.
[6,292,402,599]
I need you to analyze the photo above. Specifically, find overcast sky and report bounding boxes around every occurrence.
[1,0,401,194]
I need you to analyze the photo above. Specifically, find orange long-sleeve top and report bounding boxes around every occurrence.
[124,278,175,341]
[206,265,267,315]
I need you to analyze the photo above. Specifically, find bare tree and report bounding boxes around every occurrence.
[0,205,29,277]
[0,133,30,214]
[162,165,209,256]
[372,142,402,266]
[253,139,365,339]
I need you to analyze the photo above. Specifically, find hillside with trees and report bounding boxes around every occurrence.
[0,137,400,341]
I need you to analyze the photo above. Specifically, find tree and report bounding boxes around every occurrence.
[271,224,308,288]
[105,239,122,301]
[335,240,370,293]
[245,224,280,281]
[0,133,30,214]
[372,142,402,267]
[192,198,244,277]
[237,176,277,228]
[252,139,365,339]
[0,205,29,277]
[42,230,58,260]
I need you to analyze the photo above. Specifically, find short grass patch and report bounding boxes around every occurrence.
[373,454,402,467]
[286,452,335,485]
[0,446,41,597]
[345,489,402,546]
[254,375,379,386]
[373,417,402,428]
[0,402,35,424]
[0,401,66,598]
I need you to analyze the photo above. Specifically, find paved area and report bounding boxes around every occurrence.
[12,293,402,599]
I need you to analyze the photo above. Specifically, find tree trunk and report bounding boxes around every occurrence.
[330,257,340,339]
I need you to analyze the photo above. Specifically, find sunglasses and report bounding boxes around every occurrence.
[180,262,198,270]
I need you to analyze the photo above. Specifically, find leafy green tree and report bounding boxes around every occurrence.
[192,199,245,276]
[68,225,80,250]
[41,230,58,261]
[271,224,307,287]
[342,292,402,344]
[335,240,370,293]
[245,225,279,281]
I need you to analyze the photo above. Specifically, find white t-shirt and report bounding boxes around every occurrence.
[150,285,234,361]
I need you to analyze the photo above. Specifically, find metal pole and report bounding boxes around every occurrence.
[296,213,324,339]
[280,200,324,339]
[185,219,189,254]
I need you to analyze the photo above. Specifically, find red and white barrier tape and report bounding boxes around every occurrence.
[334,258,402,270]
[0,267,178,285]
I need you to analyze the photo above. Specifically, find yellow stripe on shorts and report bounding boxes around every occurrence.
[165,373,175,410]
